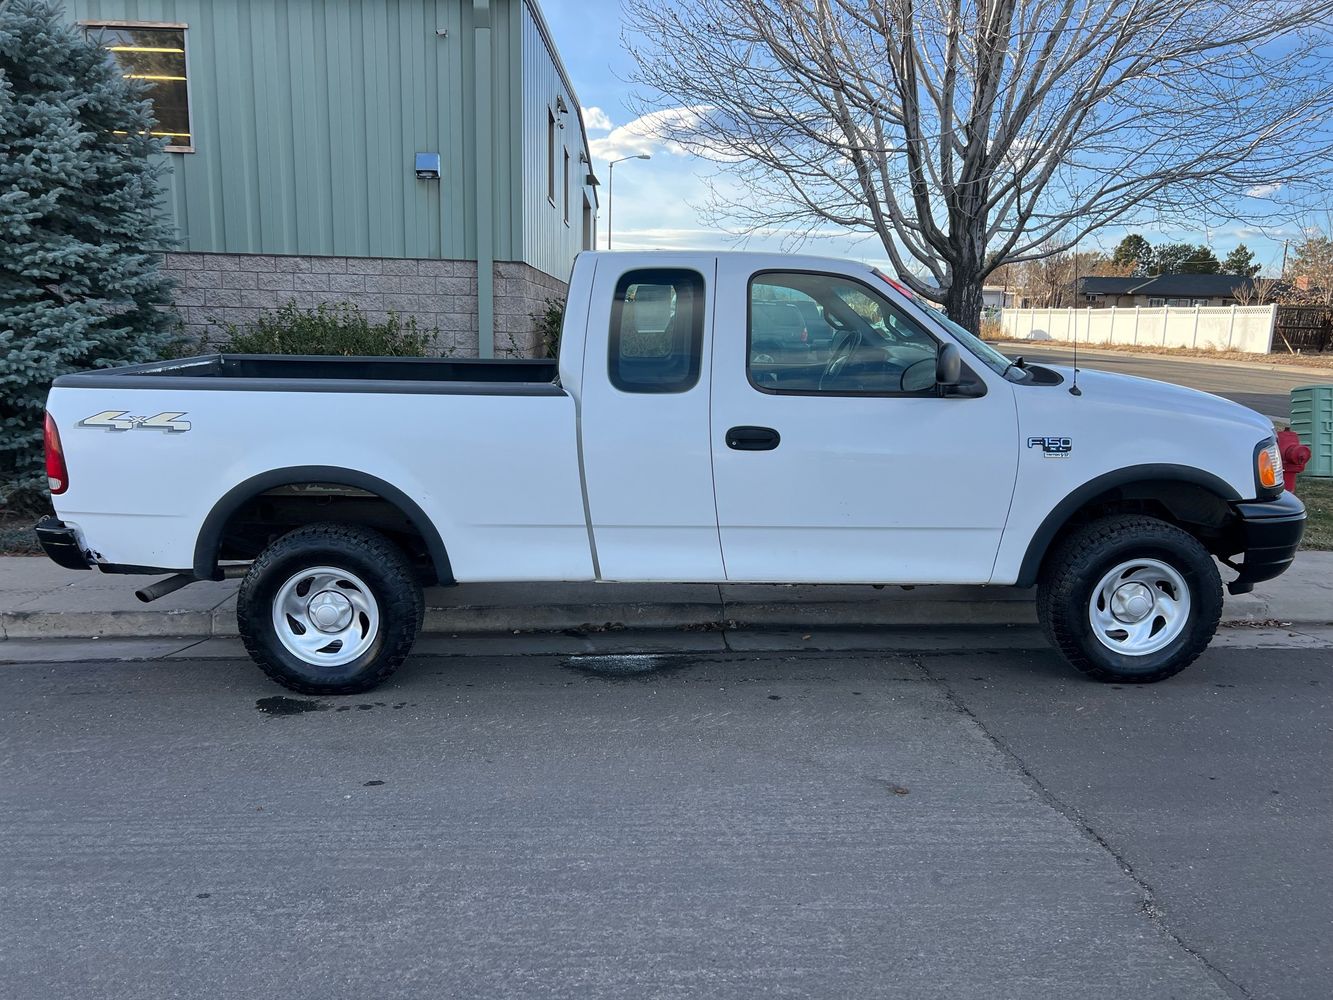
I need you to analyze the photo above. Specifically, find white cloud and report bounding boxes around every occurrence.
[1245,182,1283,198]
[588,106,710,163]
[582,106,614,131]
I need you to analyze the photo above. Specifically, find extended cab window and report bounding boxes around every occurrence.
[609,269,705,393]
[749,272,939,394]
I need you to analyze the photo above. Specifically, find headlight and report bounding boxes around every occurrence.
[1256,437,1284,494]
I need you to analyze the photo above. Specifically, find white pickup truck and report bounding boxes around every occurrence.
[38,251,1304,693]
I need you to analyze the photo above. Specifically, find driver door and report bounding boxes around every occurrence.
[709,261,1020,584]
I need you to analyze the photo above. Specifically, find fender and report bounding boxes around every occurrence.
[193,466,454,584]
[1014,464,1242,587]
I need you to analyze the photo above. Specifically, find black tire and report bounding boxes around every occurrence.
[1036,514,1222,683]
[237,523,424,695]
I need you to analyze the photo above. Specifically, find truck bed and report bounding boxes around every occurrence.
[53,354,562,395]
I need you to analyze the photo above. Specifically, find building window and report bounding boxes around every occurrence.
[563,150,570,224]
[582,196,594,251]
[84,23,192,151]
[547,110,556,204]
[1148,298,1166,307]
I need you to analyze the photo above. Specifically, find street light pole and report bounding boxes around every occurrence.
[606,154,651,250]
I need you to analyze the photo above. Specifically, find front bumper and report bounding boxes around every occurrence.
[1226,491,1306,595]
[34,516,92,571]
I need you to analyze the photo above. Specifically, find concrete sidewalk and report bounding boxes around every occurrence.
[1,553,1330,640]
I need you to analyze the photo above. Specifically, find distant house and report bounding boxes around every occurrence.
[1079,274,1263,308]
[982,285,1020,311]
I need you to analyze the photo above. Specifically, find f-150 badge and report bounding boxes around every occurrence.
[1027,435,1072,458]
[79,410,191,433]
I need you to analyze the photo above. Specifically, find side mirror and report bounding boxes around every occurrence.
[936,343,961,386]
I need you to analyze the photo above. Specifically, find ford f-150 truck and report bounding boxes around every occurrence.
[37,251,1305,693]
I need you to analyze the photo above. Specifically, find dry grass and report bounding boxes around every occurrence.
[987,337,1333,370]
[1295,477,1333,550]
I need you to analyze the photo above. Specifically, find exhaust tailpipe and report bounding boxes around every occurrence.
[135,573,197,603]
[135,564,250,604]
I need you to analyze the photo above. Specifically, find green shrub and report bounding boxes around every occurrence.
[217,301,435,356]
[532,297,565,359]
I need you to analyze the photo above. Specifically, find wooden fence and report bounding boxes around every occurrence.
[1273,306,1333,354]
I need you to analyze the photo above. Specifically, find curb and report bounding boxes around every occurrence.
[0,598,1037,640]
[2,594,1326,641]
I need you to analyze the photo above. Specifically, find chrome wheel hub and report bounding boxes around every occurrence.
[1110,581,1155,623]
[308,590,355,632]
[1089,558,1191,657]
[271,567,380,667]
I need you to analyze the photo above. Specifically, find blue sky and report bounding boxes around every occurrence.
[540,0,1306,277]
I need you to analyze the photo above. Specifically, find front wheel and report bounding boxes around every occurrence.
[237,523,424,694]
[1037,515,1222,683]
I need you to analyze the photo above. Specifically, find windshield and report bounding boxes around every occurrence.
[870,269,1021,379]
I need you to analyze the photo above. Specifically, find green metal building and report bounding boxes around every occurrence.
[66,0,598,356]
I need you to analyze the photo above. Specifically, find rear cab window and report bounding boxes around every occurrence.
[609,269,705,393]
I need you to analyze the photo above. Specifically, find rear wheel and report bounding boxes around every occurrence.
[1037,515,1222,683]
[237,523,423,694]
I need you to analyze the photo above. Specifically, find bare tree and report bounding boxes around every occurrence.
[1232,275,1282,306]
[978,248,1123,307]
[625,0,1333,331]
[1286,229,1333,304]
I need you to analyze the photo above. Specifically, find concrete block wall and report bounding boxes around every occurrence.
[494,261,569,357]
[164,253,567,358]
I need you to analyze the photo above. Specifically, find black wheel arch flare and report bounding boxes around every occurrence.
[193,466,454,585]
[1015,464,1242,587]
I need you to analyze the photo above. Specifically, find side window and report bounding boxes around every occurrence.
[547,110,557,203]
[609,269,705,394]
[563,149,571,224]
[85,23,192,151]
[749,272,939,394]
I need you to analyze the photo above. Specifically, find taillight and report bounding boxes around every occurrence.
[800,327,808,342]
[44,412,68,495]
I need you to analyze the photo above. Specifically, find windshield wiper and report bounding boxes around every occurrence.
[1000,356,1027,380]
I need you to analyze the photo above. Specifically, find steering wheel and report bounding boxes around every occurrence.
[819,329,861,391]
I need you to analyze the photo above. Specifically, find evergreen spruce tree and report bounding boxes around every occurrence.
[0,0,177,504]
[1111,234,1154,277]
[1222,243,1262,278]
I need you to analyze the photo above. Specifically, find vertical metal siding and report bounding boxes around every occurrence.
[70,0,471,258]
[518,1,592,280]
[67,0,584,274]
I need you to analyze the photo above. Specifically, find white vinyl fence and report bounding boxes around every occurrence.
[999,304,1276,354]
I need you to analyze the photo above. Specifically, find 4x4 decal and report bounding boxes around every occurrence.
[79,410,191,433]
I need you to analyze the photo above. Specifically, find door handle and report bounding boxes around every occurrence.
[726,426,781,451]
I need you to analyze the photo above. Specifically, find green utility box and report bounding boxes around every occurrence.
[1290,385,1333,478]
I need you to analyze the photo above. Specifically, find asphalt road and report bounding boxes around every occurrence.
[1000,344,1327,419]
[1,641,1329,1000]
